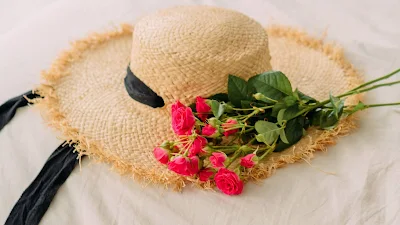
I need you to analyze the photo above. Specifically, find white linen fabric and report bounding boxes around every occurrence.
[1,0,400,224]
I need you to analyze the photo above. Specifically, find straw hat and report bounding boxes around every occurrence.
[34,6,363,190]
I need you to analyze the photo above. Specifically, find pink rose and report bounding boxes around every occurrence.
[240,154,257,168]
[209,152,227,168]
[189,136,208,156]
[198,168,215,182]
[171,101,196,135]
[214,168,244,195]
[202,124,218,137]
[195,96,211,121]
[222,119,239,137]
[153,147,170,164]
[167,156,200,176]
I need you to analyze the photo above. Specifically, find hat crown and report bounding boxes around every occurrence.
[130,6,272,105]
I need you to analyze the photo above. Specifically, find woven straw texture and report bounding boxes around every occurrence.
[34,6,363,190]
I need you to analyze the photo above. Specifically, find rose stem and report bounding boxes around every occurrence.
[291,80,400,119]
[357,102,400,109]
[349,68,400,92]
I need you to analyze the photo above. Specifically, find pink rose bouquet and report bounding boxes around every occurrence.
[153,69,400,195]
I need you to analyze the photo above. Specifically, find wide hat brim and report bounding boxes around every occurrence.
[34,24,363,190]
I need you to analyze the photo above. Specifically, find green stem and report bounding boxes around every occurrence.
[182,140,194,156]
[232,105,274,111]
[291,80,400,119]
[349,68,400,92]
[216,149,238,154]
[338,80,400,99]
[223,125,251,132]
[247,137,257,145]
[194,112,213,115]
[212,145,237,149]
[244,127,255,133]
[261,105,275,109]
[261,96,278,103]
[232,108,257,111]
[363,102,400,108]
[243,109,260,122]
[346,102,400,113]
[259,145,276,160]
[227,135,240,145]
[225,151,241,168]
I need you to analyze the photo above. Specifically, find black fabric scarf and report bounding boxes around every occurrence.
[1,92,81,225]
[5,144,79,225]
[1,67,163,224]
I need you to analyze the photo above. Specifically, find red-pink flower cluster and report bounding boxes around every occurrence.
[153,97,256,195]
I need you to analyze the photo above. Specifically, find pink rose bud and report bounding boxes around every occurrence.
[222,119,239,137]
[189,136,208,156]
[214,168,244,195]
[240,153,258,168]
[188,156,201,175]
[207,117,220,127]
[209,152,227,168]
[198,168,215,182]
[201,146,213,154]
[171,101,196,135]
[195,96,211,121]
[167,156,200,176]
[201,124,218,137]
[153,147,170,164]
[160,141,179,153]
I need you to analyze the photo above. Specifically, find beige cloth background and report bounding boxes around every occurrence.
[1,0,400,224]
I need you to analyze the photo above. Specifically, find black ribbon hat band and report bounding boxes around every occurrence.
[124,66,165,108]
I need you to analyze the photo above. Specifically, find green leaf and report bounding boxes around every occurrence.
[311,108,340,129]
[348,101,367,115]
[240,100,252,109]
[275,117,305,152]
[320,110,339,129]
[210,100,224,119]
[309,94,344,129]
[294,89,317,104]
[248,71,293,102]
[256,133,279,146]
[223,103,234,113]
[255,121,279,134]
[208,93,229,102]
[277,109,286,125]
[271,96,298,117]
[284,95,297,106]
[228,75,254,107]
[329,93,345,119]
[255,121,280,145]
[271,101,286,117]
[282,104,301,121]
[279,129,289,144]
